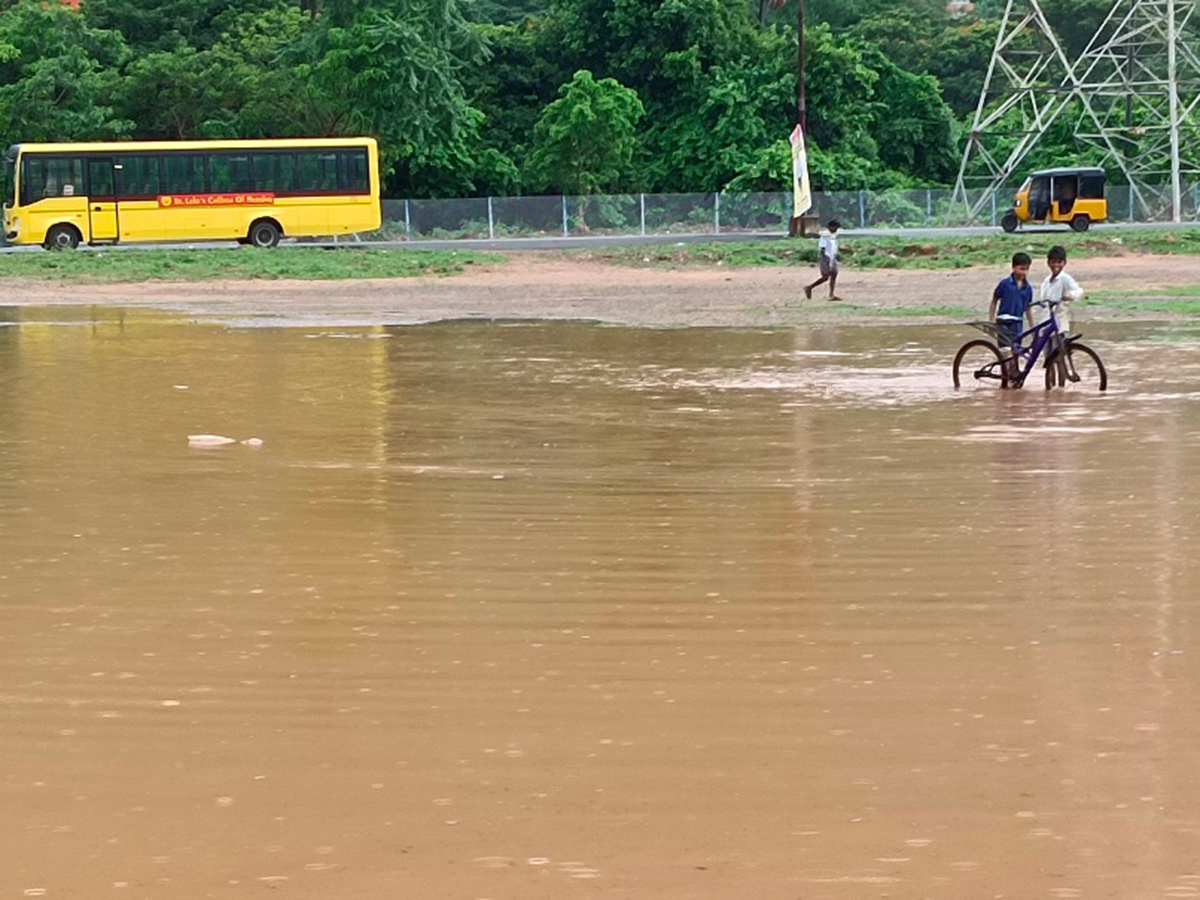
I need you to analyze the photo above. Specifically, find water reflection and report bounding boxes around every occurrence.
[1,310,1199,899]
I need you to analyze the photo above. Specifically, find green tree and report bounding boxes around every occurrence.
[865,49,958,183]
[280,0,486,182]
[460,19,572,186]
[115,44,231,139]
[0,0,130,146]
[526,69,644,197]
[803,0,949,31]
[923,20,998,118]
[646,41,794,191]
[460,0,548,23]
[83,0,287,52]
[108,4,306,139]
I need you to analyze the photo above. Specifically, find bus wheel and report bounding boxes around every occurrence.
[1070,214,1091,232]
[248,220,282,248]
[1000,213,1019,233]
[44,224,82,250]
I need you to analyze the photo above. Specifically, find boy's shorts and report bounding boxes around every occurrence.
[995,318,1022,351]
[819,257,838,277]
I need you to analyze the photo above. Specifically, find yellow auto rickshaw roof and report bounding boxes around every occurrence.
[1029,167,1106,179]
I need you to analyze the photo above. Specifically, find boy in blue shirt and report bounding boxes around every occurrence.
[989,251,1034,360]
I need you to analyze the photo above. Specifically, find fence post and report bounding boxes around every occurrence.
[1129,183,1135,222]
[858,190,866,228]
[714,192,720,234]
[640,193,646,236]
[926,188,932,222]
[990,190,997,226]
[1193,182,1199,219]
[487,196,495,240]
[562,195,569,236]
[404,199,411,239]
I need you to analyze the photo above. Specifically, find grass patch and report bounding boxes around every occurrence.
[0,247,501,284]
[577,227,1200,271]
[1098,297,1200,314]
[864,305,980,318]
[1095,283,1200,298]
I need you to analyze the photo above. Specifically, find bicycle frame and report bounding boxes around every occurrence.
[1006,309,1068,387]
[970,301,1069,387]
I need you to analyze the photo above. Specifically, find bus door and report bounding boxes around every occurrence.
[87,157,119,242]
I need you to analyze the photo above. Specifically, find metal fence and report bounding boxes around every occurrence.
[376,184,1200,241]
[4,184,1196,248]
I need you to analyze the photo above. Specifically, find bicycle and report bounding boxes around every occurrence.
[952,299,1108,391]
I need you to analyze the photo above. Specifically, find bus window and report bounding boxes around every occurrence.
[88,159,116,199]
[210,153,253,192]
[22,156,85,203]
[340,149,368,192]
[162,154,206,194]
[297,151,339,191]
[119,155,161,198]
[252,153,295,192]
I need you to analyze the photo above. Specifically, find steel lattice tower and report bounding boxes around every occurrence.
[952,0,1079,220]
[1071,0,1200,219]
[953,0,1200,222]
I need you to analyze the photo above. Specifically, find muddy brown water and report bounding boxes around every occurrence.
[3,309,1200,899]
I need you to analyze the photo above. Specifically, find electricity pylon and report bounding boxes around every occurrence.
[1071,0,1200,221]
[952,0,1079,221]
[954,0,1200,223]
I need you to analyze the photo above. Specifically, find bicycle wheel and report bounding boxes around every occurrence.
[1045,341,1107,391]
[953,339,1007,389]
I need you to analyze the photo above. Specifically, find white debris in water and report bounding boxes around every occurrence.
[186,434,265,447]
[188,434,237,446]
[173,385,188,390]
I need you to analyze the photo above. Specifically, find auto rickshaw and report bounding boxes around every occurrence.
[1001,167,1107,233]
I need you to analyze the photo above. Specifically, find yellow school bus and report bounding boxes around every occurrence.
[3,137,380,249]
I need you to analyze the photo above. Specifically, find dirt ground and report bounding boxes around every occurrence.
[3,251,1199,326]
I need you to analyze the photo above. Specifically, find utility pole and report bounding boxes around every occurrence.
[797,0,806,135]
[789,0,808,236]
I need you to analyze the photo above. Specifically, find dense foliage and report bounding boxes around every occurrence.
[0,0,1145,197]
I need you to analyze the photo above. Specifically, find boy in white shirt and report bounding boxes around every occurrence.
[1040,245,1084,333]
[804,220,842,301]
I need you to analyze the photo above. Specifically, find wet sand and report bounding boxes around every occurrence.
[2,251,1199,326]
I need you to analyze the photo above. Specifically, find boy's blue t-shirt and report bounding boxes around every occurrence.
[993,274,1032,319]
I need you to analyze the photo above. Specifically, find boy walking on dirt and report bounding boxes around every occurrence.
[804,220,842,301]
[989,251,1034,355]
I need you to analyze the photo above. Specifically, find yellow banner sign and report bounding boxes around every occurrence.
[789,125,812,218]
[158,193,276,208]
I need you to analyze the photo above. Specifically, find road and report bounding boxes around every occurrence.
[0,220,1195,254]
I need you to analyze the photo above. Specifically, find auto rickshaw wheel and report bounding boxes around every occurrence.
[1070,214,1091,232]
[1001,213,1019,233]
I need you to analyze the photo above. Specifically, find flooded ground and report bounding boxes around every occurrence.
[2,309,1199,899]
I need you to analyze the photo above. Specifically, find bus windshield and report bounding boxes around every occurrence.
[2,146,15,209]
